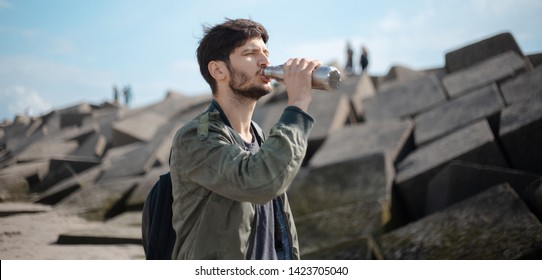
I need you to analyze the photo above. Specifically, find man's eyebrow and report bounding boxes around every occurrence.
[241,47,268,54]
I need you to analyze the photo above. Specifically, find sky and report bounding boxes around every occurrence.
[1,0,541,122]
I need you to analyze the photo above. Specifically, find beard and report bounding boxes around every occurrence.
[227,63,272,101]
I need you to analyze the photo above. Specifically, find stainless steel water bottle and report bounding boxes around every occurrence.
[262,65,341,91]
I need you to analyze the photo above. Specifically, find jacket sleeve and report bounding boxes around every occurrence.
[171,106,314,204]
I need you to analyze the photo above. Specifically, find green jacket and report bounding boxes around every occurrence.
[170,100,314,259]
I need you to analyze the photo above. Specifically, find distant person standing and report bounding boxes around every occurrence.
[345,42,354,75]
[360,45,369,73]
[113,84,119,104]
[123,85,132,106]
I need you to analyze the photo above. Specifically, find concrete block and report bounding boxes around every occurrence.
[380,183,542,259]
[16,139,79,163]
[425,161,540,215]
[442,51,528,98]
[71,133,107,158]
[500,65,542,106]
[34,165,102,205]
[381,65,424,88]
[306,93,351,142]
[302,236,383,260]
[309,119,413,168]
[0,202,51,217]
[256,93,350,163]
[0,161,49,188]
[0,174,29,202]
[1,117,43,159]
[499,99,542,174]
[395,120,508,221]
[100,120,181,182]
[258,93,349,141]
[335,73,375,121]
[445,32,524,73]
[295,201,388,256]
[126,165,169,211]
[105,211,142,227]
[98,142,149,181]
[33,155,101,192]
[363,74,446,120]
[57,225,141,245]
[81,107,120,145]
[58,103,92,127]
[527,53,542,67]
[57,176,140,221]
[526,178,542,221]
[111,111,167,147]
[289,152,394,216]
[414,84,504,146]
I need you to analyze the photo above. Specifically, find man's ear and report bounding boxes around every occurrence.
[208,61,227,81]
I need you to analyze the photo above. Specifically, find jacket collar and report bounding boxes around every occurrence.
[206,99,265,145]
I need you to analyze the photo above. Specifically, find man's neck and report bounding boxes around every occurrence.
[214,93,257,143]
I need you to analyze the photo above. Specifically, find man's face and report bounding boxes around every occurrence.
[227,37,272,101]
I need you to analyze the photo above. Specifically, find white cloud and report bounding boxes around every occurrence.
[0,56,113,88]
[0,56,115,121]
[0,86,52,119]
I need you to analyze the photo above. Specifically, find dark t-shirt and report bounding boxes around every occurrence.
[244,129,292,260]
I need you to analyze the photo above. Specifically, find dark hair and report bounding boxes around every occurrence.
[197,18,269,94]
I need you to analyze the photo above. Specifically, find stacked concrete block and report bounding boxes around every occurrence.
[309,119,413,168]
[295,201,388,256]
[380,184,542,259]
[305,93,350,142]
[59,103,93,128]
[289,152,394,255]
[528,53,542,67]
[302,236,383,260]
[445,32,524,73]
[0,161,49,189]
[256,92,350,162]
[81,107,121,146]
[57,225,141,245]
[500,65,542,105]
[528,178,542,221]
[0,202,52,217]
[363,74,446,120]
[2,32,542,259]
[1,116,44,165]
[71,133,107,158]
[499,99,542,175]
[15,139,79,163]
[395,120,508,220]
[126,165,170,211]
[56,176,141,221]
[425,161,541,216]
[34,165,102,205]
[97,142,150,181]
[111,111,167,147]
[442,51,529,98]
[0,174,29,202]
[378,65,425,92]
[333,73,375,122]
[414,84,504,146]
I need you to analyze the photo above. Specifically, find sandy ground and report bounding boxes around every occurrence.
[0,208,145,260]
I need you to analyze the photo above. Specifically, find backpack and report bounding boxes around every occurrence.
[141,171,176,260]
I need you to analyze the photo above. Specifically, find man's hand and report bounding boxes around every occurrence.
[283,58,323,112]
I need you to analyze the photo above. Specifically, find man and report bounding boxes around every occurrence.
[360,45,369,73]
[170,18,320,260]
